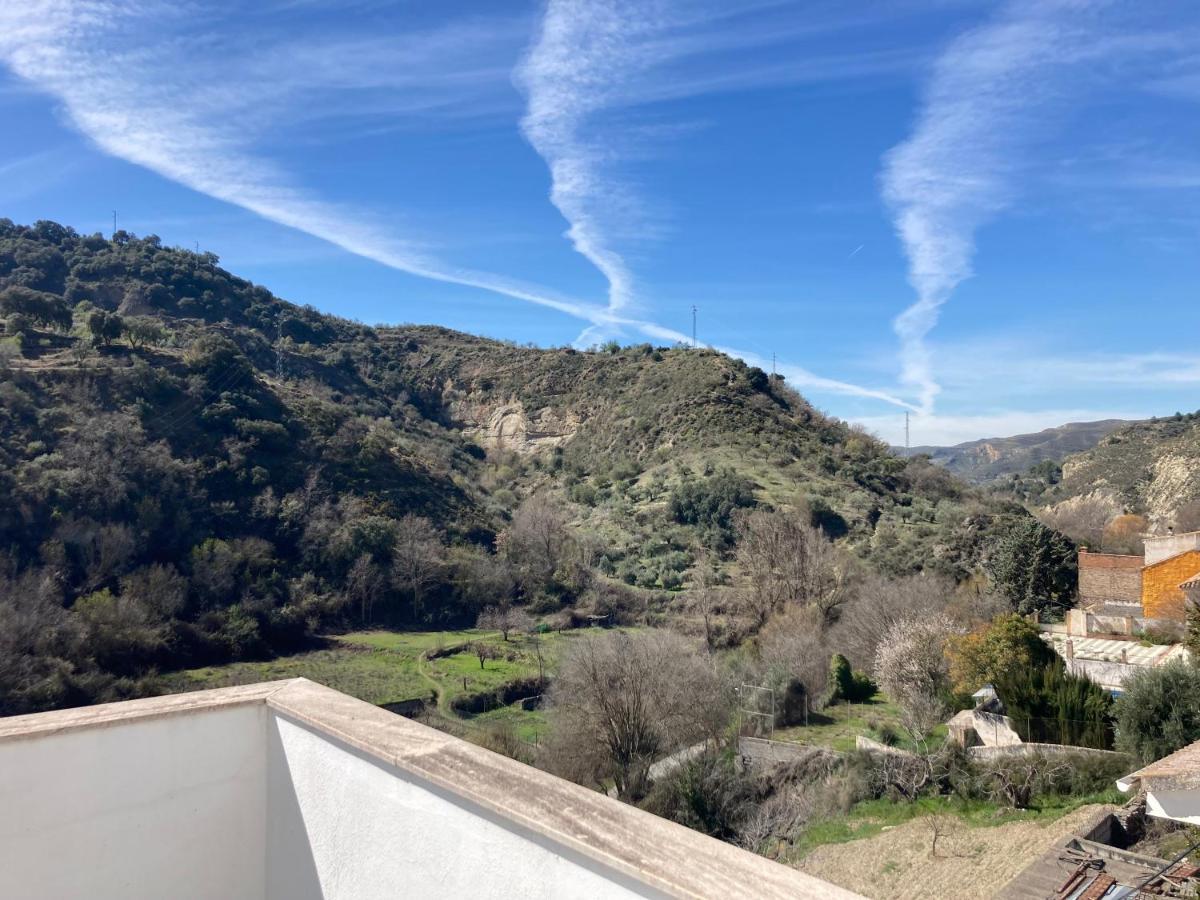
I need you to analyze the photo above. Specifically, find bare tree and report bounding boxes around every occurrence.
[690,562,727,651]
[1102,513,1149,556]
[984,756,1071,809]
[391,515,443,620]
[758,606,830,716]
[1037,495,1121,549]
[1174,500,1200,534]
[345,554,385,623]
[829,573,959,672]
[451,546,515,610]
[119,563,187,620]
[734,508,850,629]
[499,494,574,595]
[477,602,534,641]
[531,630,548,688]
[544,630,728,801]
[471,641,499,670]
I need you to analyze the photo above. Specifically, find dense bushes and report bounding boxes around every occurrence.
[946,614,1057,695]
[985,518,1076,617]
[1114,662,1200,762]
[994,659,1113,750]
[668,469,757,539]
[826,653,875,704]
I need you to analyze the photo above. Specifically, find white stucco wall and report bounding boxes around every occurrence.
[1144,787,1200,826]
[266,712,660,900]
[1144,532,1200,566]
[0,703,267,900]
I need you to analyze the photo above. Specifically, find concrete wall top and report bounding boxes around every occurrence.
[1144,531,1200,566]
[0,679,859,900]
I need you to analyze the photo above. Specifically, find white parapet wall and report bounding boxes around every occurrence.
[0,679,860,900]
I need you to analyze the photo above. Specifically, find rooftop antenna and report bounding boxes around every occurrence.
[691,305,698,348]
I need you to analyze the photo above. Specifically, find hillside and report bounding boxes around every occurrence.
[907,419,1131,484]
[0,219,1020,714]
[1037,413,1200,524]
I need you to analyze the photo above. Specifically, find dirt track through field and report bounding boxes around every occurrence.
[795,803,1115,899]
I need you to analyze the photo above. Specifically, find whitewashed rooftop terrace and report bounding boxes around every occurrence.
[0,678,858,899]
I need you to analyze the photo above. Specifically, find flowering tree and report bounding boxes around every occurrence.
[873,613,960,739]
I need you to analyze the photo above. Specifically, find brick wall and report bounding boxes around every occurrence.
[1141,550,1200,621]
[1078,551,1143,605]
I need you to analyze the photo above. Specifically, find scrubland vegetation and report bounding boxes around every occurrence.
[7,219,1196,880]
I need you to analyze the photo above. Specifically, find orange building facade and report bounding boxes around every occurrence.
[1142,550,1200,620]
[1078,532,1200,623]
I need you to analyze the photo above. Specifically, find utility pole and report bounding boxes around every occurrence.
[691,305,698,348]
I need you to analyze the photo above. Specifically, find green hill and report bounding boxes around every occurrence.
[0,219,1019,714]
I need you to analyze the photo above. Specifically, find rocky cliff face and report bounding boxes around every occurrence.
[1046,415,1200,525]
[451,399,580,453]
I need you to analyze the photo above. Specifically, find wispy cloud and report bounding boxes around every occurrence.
[515,0,656,342]
[0,2,607,319]
[0,0,913,411]
[883,3,1089,414]
[516,0,926,346]
[879,2,1193,416]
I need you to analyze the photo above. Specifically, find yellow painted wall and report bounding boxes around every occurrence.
[1141,550,1200,620]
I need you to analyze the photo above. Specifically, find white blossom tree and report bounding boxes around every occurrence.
[873,613,960,739]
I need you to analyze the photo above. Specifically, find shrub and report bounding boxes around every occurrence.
[946,614,1056,695]
[995,658,1113,749]
[643,751,755,840]
[668,469,756,533]
[1114,662,1200,763]
[826,653,875,704]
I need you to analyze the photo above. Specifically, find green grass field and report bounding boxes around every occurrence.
[154,626,608,745]
[771,693,948,753]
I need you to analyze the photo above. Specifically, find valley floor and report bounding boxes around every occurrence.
[153,628,583,744]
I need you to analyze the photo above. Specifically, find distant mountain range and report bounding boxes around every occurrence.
[904,420,1134,484]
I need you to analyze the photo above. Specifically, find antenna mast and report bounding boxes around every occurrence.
[691,305,698,348]
[905,411,910,453]
[112,210,117,238]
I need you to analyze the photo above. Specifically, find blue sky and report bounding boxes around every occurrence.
[2,1,1199,445]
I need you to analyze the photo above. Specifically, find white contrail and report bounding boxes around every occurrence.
[515,0,662,342]
[882,1,1113,415]
[0,0,913,410]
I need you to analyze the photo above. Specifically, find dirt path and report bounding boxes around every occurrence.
[795,803,1115,899]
